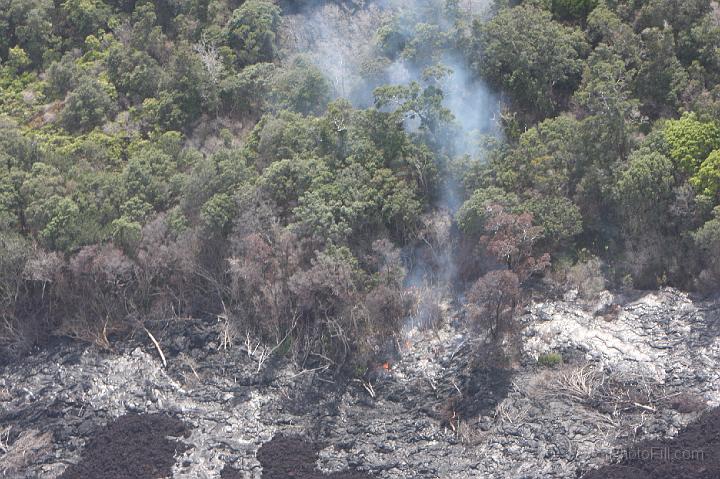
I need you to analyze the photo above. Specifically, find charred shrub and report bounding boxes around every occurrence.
[466,269,520,339]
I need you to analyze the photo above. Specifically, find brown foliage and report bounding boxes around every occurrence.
[228,226,299,343]
[480,204,550,282]
[224,222,407,365]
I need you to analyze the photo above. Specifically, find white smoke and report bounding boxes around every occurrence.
[279,0,501,325]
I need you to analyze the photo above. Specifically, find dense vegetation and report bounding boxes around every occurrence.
[463,0,720,294]
[1,0,720,366]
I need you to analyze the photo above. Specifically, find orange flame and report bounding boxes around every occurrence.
[382,362,390,370]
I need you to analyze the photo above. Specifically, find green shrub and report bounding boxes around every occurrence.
[538,352,563,368]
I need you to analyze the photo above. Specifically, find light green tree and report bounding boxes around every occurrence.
[691,150,720,199]
[41,197,81,250]
[664,112,720,173]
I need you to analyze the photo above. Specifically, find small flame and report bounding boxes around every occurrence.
[382,362,390,370]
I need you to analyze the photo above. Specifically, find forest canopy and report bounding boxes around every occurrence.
[1,0,720,366]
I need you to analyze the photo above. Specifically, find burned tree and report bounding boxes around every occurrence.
[467,269,520,338]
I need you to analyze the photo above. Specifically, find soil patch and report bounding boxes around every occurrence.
[221,434,372,479]
[583,407,720,479]
[59,413,189,479]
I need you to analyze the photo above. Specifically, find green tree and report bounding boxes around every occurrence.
[105,43,163,102]
[270,57,331,116]
[46,52,81,99]
[6,46,30,73]
[224,0,280,67]
[159,46,217,128]
[573,45,640,162]
[691,149,720,199]
[613,147,676,237]
[0,172,22,229]
[219,62,275,115]
[61,0,111,41]
[200,192,236,234]
[586,3,641,70]
[41,197,80,250]
[551,0,598,21]
[60,76,115,132]
[523,195,583,246]
[635,28,688,116]
[456,187,521,235]
[374,81,453,134]
[244,111,320,169]
[292,166,380,245]
[664,112,720,173]
[635,0,710,34]
[0,0,56,65]
[110,215,142,251]
[470,5,587,118]
[21,163,66,235]
[677,13,720,82]
[257,157,321,220]
[124,135,187,210]
[376,17,408,60]
[400,23,450,67]
[495,115,583,196]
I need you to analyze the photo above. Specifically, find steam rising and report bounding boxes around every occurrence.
[280,0,500,328]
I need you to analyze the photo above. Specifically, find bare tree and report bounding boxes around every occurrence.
[193,35,224,85]
[467,269,520,339]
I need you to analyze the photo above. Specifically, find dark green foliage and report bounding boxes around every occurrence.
[224,0,281,67]
[634,0,711,34]
[456,0,720,289]
[634,28,688,116]
[3,0,720,364]
[219,63,275,115]
[106,44,164,101]
[270,57,331,116]
[0,0,56,65]
[574,45,639,162]
[46,52,81,99]
[470,5,588,118]
[614,149,675,225]
[156,46,217,129]
[523,195,583,246]
[551,0,598,21]
[60,76,115,132]
[60,0,111,42]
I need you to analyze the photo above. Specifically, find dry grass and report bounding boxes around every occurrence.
[493,400,530,426]
[176,352,202,386]
[0,428,53,477]
[58,316,112,350]
[524,364,660,417]
[552,364,605,402]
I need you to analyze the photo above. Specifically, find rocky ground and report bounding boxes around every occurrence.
[1,288,720,478]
